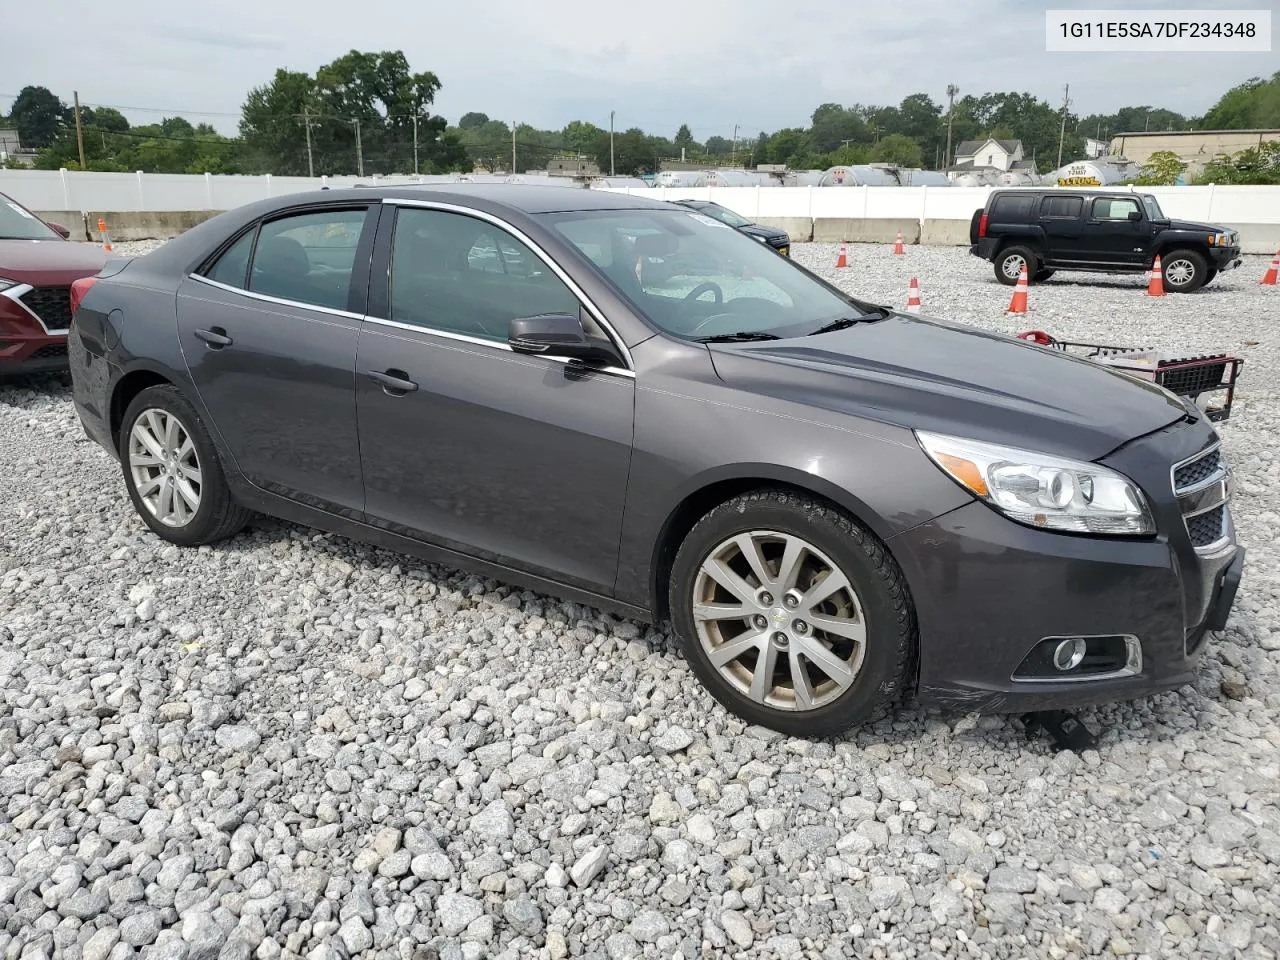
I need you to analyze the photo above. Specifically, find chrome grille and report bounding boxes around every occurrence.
[1171,444,1231,555]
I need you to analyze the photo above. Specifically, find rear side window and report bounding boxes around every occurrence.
[1092,197,1141,221]
[989,194,1037,221]
[205,229,256,289]
[248,209,368,311]
[1040,196,1083,219]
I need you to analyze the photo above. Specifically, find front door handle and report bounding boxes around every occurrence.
[194,327,233,348]
[367,369,419,396]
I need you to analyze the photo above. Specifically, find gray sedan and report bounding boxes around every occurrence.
[68,185,1242,736]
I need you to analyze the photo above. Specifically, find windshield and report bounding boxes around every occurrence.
[0,194,59,240]
[543,208,873,340]
[697,203,753,229]
[1141,195,1164,220]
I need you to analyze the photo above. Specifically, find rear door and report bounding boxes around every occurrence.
[353,201,635,594]
[176,205,376,516]
[1036,194,1086,264]
[1079,195,1148,265]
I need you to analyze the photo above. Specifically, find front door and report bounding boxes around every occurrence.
[1080,195,1148,265]
[176,205,374,516]
[355,204,635,594]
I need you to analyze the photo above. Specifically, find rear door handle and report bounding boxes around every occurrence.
[194,327,233,348]
[367,369,419,395]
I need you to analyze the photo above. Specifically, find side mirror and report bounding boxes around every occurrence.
[1127,210,1142,222]
[508,314,622,366]
[47,222,71,239]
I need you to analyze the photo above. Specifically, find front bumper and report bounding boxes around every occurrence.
[893,417,1242,713]
[1209,247,1242,272]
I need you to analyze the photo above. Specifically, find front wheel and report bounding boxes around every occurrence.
[119,385,251,546]
[1160,249,1208,293]
[669,490,915,737]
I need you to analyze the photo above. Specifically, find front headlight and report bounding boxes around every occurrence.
[917,431,1155,536]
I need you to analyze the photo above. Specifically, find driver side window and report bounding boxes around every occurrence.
[390,208,582,342]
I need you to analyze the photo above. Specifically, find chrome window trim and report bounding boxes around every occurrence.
[187,273,365,320]
[1010,635,1142,684]
[1,283,69,335]
[379,197,635,372]
[361,314,634,379]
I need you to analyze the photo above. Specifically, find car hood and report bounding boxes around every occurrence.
[1164,218,1227,235]
[707,313,1189,462]
[738,224,789,243]
[0,239,108,285]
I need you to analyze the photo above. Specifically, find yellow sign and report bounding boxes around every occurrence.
[1057,176,1102,187]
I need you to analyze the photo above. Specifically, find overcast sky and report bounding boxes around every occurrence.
[4,0,1276,140]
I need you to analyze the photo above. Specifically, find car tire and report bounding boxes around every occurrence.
[669,489,915,737]
[1034,268,1055,283]
[1160,249,1208,293]
[995,246,1038,286]
[119,385,251,546]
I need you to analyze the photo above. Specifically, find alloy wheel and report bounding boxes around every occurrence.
[691,530,867,711]
[1163,258,1195,287]
[1001,255,1025,280]
[128,408,202,527]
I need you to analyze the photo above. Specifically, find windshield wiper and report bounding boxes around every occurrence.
[694,331,782,343]
[807,312,885,335]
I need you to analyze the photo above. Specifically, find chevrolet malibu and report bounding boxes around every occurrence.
[68,185,1244,736]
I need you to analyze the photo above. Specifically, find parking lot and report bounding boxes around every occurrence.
[1,241,1278,959]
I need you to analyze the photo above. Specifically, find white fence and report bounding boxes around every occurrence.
[2,168,1278,232]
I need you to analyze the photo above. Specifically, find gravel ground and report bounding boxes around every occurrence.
[1,239,1279,959]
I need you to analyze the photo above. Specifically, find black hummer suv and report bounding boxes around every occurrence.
[970,189,1243,293]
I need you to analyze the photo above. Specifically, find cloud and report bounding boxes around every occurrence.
[159,26,287,51]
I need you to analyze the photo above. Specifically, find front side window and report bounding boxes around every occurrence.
[1092,197,1140,221]
[544,208,868,341]
[248,208,368,311]
[390,208,580,342]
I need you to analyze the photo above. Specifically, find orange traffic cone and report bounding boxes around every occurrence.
[1261,250,1279,285]
[1006,264,1029,315]
[906,277,921,313]
[1146,255,1165,297]
[98,217,112,253]
[835,242,848,269]
[893,231,905,255]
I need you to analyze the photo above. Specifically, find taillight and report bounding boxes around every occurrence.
[978,214,989,239]
[69,276,98,317]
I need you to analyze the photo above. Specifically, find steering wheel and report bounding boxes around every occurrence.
[683,281,723,305]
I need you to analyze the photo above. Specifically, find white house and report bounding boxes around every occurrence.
[1084,138,1108,159]
[951,137,1025,173]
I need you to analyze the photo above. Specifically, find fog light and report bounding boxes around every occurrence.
[1052,637,1087,671]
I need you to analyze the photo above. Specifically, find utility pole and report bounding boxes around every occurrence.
[73,91,86,170]
[1056,83,1071,170]
[511,121,517,174]
[353,118,364,177]
[303,107,314,178]
[731,124,739,166]
[944,83,959,170]
[609,110,615,176]
[412,115,419,175]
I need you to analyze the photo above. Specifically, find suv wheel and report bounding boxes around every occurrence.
[669,489,915,737]
[995,246,1037,286]
[120,385,251,546]
[1161,249,1208,293]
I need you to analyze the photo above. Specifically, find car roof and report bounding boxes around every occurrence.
[991,188,1150,198]
[316,182,672,215]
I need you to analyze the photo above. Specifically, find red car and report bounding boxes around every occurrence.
[1,192,106,376]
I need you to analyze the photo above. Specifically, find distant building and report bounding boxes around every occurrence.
[1084,138,1108,159]
[1108,129,1280,178]
[546,156,601,178]
[952,137,1025,173]
[0,128,35,166]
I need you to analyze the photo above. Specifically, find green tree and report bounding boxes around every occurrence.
[10,85,67,149]
[458,112,490,130]
[673,123,697,156]
[704,135,732,157]
[1199,141,1280,185]
[808,103,867,153]
[1202,71,1280,129]
[869,133,922,168]
[562,120,603,155]
[1134,150,1186,185]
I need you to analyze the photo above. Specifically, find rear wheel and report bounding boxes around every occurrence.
[669,489,915,737]
[1160,249,1208,293]
[995,246,1038,286]
[120,385,251,546]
